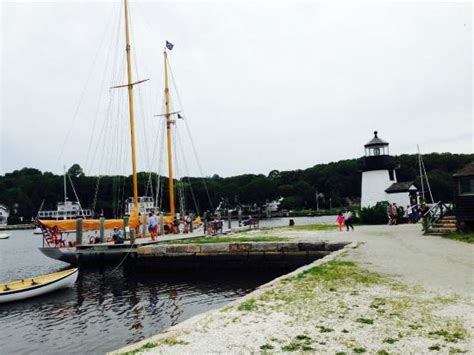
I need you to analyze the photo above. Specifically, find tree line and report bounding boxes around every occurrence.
[1,153,472,223]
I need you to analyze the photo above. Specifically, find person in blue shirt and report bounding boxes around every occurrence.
[112,227,124,244]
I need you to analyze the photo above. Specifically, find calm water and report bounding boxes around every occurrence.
[0,216,334,354]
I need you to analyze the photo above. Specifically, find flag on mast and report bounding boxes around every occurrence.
[166,41,174,50]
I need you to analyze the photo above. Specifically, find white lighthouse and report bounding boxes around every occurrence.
[361,131,418,208]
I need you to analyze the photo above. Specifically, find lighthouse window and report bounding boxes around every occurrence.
[373,147,381,156]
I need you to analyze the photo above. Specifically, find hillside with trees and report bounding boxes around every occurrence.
[0,153,472,223]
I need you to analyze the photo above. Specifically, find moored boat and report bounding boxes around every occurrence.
[0,268,78,304]
[0,233,10,239]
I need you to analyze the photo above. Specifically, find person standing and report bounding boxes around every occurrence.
[344,209,354,231]
[391,203,398,225]
[336,213,344,231]
[387,203,393,225]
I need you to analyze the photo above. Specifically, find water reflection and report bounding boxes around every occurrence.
[0,266,283,354]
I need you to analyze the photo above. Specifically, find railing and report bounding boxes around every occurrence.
[422,201,454,233]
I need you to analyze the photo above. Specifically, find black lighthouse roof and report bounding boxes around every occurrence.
[365,131,388,147]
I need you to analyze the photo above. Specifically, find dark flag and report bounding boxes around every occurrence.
[166,41,174,50]
[177,113,184,119]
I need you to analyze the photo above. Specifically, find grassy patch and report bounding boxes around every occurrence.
[238,298,257,311]
[356,318,374,325]
[281,335,314,352]
[260,344,274,350]
[277,224,338,231]
[318,325,334,333]
[160,337,189,346]
[383,337,398,344]
[353,347,367,353]
[121,342,158,355]
[429,328,467,343]
[441,232,474,244]
[428,344,441,351]
[376,351,389,355]
[294,260,383,285]
[163,236,287,244]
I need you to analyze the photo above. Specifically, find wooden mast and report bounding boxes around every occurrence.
[123,0,139,210]
[163,50,175,218]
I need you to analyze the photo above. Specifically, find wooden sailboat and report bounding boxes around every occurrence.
[36,0,201,264]
[0,268,78,304]
[36,0,142,251]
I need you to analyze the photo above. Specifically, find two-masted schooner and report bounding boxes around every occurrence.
[36,0,200,264]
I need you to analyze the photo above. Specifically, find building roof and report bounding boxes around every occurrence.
[364,131,389,147]
[385,181,417,193]
[453,162,474,177]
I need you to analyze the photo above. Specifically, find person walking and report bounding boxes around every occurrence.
[148,212,158,241]
[343,209,354,231]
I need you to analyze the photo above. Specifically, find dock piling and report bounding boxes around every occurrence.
[76,218,83,245]
[227,210,231,230]
[159,212,164,236]
[123,216,129,240]
[190,213,194,233]
[99,217,105,243]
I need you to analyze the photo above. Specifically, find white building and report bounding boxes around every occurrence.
[361,131,417,208]
[125,196,157,215]
[0,204,9,226]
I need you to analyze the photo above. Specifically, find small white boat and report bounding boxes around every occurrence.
[0,233,10,239]
[0,268,78,304]
[33,227,43,235]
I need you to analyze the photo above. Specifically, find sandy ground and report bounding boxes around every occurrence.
[111,224,474,354]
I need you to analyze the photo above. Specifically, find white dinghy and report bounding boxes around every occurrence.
[0,268,78,304]
[0,233,11,239]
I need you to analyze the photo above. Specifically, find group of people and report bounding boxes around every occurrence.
[336,209,354,231]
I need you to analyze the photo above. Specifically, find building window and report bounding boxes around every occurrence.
[459,176,474,195]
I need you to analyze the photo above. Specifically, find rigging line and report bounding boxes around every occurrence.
[92,175,101,215]
[84,1,123,173]
[155,119,166,211]
[56,3,118,171]
[176,127,200,215]
[167,59,214,211]
[421,157,435,204]
[67,173,85,218]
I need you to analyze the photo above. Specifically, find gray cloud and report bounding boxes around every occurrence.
[1,1,472,177]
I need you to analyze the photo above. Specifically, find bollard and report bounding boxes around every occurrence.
[76,218,83,246]
[123,216,129,240]
[203,211,208,234]
[227,210,231,230]
[238,208,242,227]
[190,213,194,233]
[99,216,105,243]
[159,212,164,236]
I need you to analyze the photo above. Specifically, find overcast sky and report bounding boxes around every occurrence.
[1,1,472,178]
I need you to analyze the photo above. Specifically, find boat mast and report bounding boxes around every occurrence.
[163,50,175,218]
[417,145,425,203]
[123,0,139,210]
[63,165,67,220]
